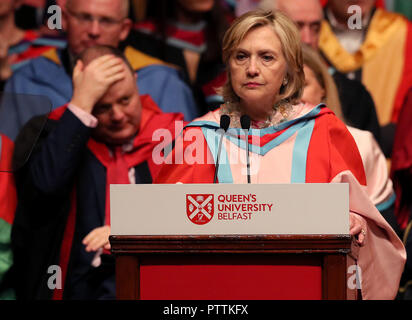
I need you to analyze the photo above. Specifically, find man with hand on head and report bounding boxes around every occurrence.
[259,0,383,153]
[11,45,183,300]
[1,0,196,142]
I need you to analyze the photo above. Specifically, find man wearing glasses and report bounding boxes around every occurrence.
[0,0,197,142]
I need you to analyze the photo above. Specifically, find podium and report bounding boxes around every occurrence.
[110,184,358,300]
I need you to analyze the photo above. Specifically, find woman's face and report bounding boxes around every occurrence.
[229,25,287,120]
[301,65,325,105]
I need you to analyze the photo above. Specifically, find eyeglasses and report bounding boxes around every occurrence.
[67,9,125,29]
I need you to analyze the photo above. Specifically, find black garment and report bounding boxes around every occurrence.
[15,5,40,30]
[126,30,225,116]
[332,71,385,151]
[380,122,396,158]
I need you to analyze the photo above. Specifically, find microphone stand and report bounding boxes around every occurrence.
[213,115,230,183]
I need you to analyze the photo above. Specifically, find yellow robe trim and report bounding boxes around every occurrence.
[41,48,61,65]
[319,9,408,125]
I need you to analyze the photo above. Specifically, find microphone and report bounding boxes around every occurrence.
[240,115,251,184]
[213,115,231,183]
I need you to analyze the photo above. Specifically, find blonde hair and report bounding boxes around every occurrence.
[221,9,304,107]
[301,44,344,121]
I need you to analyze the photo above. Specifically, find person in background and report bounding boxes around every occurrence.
[128,0,232,119]
[300,44,400,236]
[259,0,383,154]
[11,45,184,300]
[0,0,196,142]
[319,0,412,157]
[155,10,406,299]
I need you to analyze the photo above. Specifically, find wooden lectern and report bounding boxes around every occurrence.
[110,184,357,300]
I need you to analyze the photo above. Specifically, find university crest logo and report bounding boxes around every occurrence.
[186,194,214,225]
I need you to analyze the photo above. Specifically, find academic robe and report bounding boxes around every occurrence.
[319,8,412,126]
[0,29,66,91]
[8,30,66,72]
[129,20,228,116]
[11,95,183,300]
[391,88,412,231]
[331,71,382,153]
[155,103,406,300]
[348,126,400,236]
[0,46,196,141]
[348,127,394,211]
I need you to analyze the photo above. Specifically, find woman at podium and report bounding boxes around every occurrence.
[155,10,406,299]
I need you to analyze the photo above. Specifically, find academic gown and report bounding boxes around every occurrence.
[331,71,382,153]
[11,95,183,300]
[0,30,66,91]
[129,20,227,117]
[0,46,196,141]
[155,103,406,299]
[347,126,400,236]
[391,88,412,293]
[320,8,412,127]
[391,88,412,231]
[8,30,66,72]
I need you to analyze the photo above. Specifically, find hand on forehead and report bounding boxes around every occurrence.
[66,0,129,18]
[275,0,323,22]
